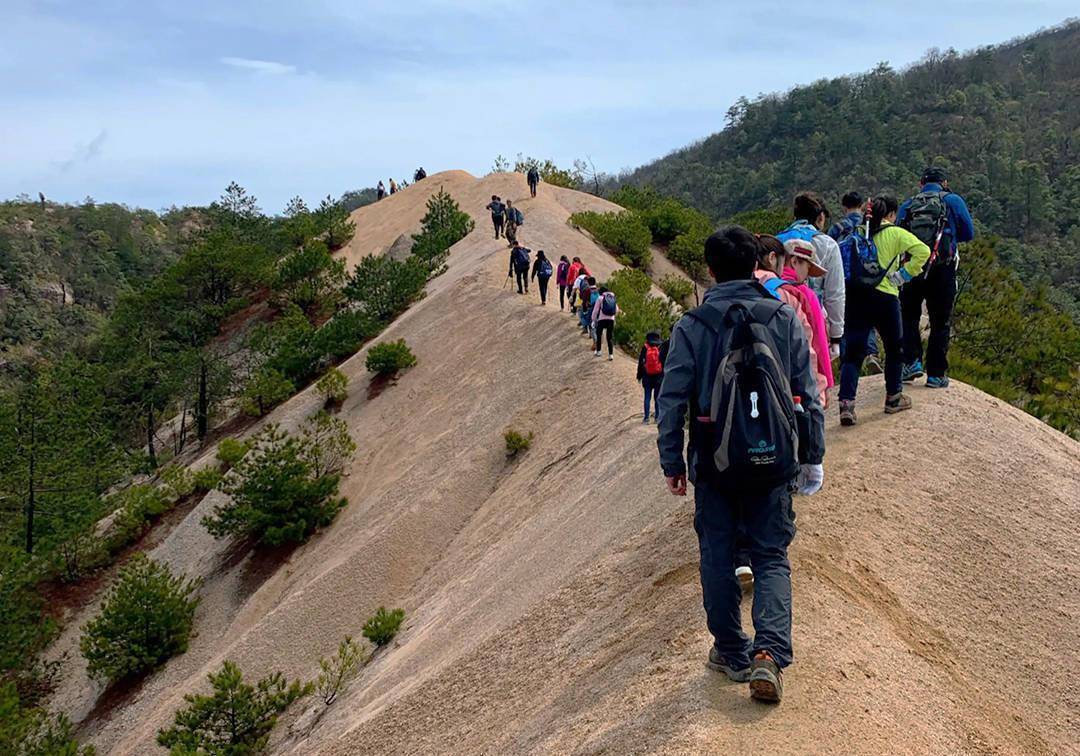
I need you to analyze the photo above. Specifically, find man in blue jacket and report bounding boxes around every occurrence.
[896,167,975,388]
[657,227,825,704]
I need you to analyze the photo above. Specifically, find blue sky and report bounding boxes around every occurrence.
[1,1,1075,212]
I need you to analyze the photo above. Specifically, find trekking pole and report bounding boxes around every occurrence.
[503,273,511,289]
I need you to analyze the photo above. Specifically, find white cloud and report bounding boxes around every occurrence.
[219,56,296,75]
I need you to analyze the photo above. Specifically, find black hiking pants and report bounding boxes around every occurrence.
[840,284,903,400]
[559,284,568,310]
[536,275,550,304]
[492,215,504,239]
[694,478,795,669]
[514,268,529,294]
[529,180,538,197]
[900,260,957,378]
[595,319,614,355]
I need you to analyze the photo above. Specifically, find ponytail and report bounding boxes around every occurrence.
[868,194,898,237]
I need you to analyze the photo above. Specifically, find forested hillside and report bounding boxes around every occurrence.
[623,20,1080,317]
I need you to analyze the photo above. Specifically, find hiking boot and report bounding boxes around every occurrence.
[884,392,912,414]
[902,360,924,382]
[839,400,857,426]
[926,375,950,389]
[707,646,750,682]
[735,565,754,591]
[642,416,650,425]
[749,651,783,703]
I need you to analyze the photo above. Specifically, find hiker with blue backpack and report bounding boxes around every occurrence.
[505,200,524,246]
[531,250,553,305]
[637,331,668,422]
[777,192,845,360]
[577,276,598,335]
[591,286,619,360]
[827,192,865,241]
[836,196,931,425]
[508,243,531,295]
[657,227,825,704]
[486,195,506,239]
[897,167,975,389]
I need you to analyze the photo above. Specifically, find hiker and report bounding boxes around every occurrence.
[591,286,619,360]
[637,331,668,423]
[555,255,571,310]
[414,167,427,182]
[777,192,845,360]
[527,165,540,197]
[569,267,588,315]
[508,243,531,295]
[755,235,829,407]
[837,195,930,426]
[389,179,398,195]
[897,167,975,388]
[779,239,834,403]
[376,181,385,201]
[486,195,506,239]
[657,226,825,704]
[531,250,553,305]
[827,192,865,241]
[566,257,588,312]
[578,276,598,336]
[505,200,524,246]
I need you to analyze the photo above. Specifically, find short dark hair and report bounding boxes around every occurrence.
[705,226,760,282]
[793,192,825,223]
[921,166,948,184]
[587,276,596,285]
[841,191,863,210]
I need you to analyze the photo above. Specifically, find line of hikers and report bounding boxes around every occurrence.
[375,168,427,201]
[652,167,974,705]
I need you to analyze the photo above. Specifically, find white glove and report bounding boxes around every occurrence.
[829,342,840,360]
[887,269,913,289]
[796,463,824,496]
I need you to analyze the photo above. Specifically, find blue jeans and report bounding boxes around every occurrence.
[642,380,660,418]
[579,307,591,331]
[839,285,903,400]
[694,477,795,668]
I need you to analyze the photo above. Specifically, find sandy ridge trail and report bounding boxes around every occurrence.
[48,172,1078,755]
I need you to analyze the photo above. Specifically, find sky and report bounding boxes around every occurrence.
[1,1,1075,212]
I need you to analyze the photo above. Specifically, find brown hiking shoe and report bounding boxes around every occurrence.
[749,650,783,703]
[839,400,857,426]
[884,392,912,414]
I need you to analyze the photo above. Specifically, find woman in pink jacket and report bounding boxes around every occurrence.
[779,238,835,398]
[754,235,829,407]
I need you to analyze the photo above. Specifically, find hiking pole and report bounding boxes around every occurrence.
[503,273,512,289]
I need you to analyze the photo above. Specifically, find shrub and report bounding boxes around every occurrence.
[609,184,661,211]
[641,199,712,244]
[274,239,345,316]
[726,205,790,235]
[107,485,171,552]
[216,437,252,469]
[316,636,367,706]
[241,367,295,417]
[159,465,195,499]
[312,309,380,363]
[316,195,356,251]
[344,255,428,324]
[658,274,694,305]
[362,607,405,647]
[192,467,223,493]
[570,211,652,268]
[605,269,679,352]
[300,411,357,478]
[365,340,417,375]
[504,429,533,457]
[667,230,709,282]
[156,660,310,754]
[79,553,200,683]
[316,367,348,404]
[203,424,347,546]
[0,682,94,756]
[53,518,107,584]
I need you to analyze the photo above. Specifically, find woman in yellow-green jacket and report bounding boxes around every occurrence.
[838,195,930,426]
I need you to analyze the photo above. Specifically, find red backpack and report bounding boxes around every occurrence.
[644,344,663,375]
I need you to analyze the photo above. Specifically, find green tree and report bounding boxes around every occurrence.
[0,682,94,756]
[344,256,428,323]
[156,660,310,754]
[80,553,200,683]
[240,368,295,417]
[365,340,417,375]
[409,189,474,270]
[362,607,405,647]
[315,195,356,251]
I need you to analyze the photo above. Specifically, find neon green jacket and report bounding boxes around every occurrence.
[872,224,931,297]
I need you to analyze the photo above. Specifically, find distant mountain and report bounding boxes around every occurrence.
[621,20,1080,317]
[0,199,192,380]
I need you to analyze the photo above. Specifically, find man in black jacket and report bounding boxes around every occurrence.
[657,227,825,704]
[508,243,531,294]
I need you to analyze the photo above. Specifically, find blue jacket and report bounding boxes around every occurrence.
[896,183,975,258]
[827,211,863,241]
[656,280,825,481]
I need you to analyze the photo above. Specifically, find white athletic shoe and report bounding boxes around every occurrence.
[594,350,601,357]
[607,354,613,361]
[735,565,754,590]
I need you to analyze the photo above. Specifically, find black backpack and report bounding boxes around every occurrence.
[513,247,530,270]
[901,190,949,260]
[687,298,799,489]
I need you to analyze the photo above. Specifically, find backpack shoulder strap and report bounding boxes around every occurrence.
[761,277,788,299]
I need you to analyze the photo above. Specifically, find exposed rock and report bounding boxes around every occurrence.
[385,232,414,262]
